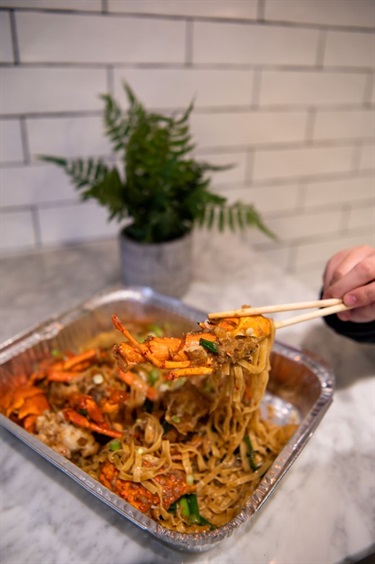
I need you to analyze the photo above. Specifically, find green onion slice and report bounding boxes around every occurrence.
[109,439,122,451]
[147,324,164,337]
[199,338,219,355]
[147,368,160,385]
[244,435,260,471]
[169,494,215,528]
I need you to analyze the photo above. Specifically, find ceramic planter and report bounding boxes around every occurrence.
[119,231,192,298]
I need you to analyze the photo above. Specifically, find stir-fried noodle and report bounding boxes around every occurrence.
[0,313,297,533]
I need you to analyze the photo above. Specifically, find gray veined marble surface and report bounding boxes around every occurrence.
[0,231,374,564]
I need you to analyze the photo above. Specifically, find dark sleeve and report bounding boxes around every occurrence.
[323,312,375,343]
[320,289,375,343]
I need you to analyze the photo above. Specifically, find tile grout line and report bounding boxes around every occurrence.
[315,29,327,68]
[19,117,30,164]
[250,69,262,108]
[9,9,20,65]
[362,73,374,105]
[101,0,108,14]
[257,0,265,22]
[106,66,114,96]
[185,19,193,67]
[304,108,316,144]
[351,142,363,172]
[244,150,254,184]
[31,205,42,248]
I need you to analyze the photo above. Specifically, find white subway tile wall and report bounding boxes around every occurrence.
[37,202,118,245]
[0,0,374,294]
[108,0,259,19]
[253,145,355,181]
[260,71,369,106]
[370,76,375,103]
[303,175,374,208]
[324,30,375,68]
[0,67,108,114]
[264,0,375,29]
[0,1,101,10]
[313,109,374,141]
[26,115,111,159]
[0,165,79,207]
[192,22,320,66]
[16,12,186,64]
[348,204,374,230]
[112,68,255,109]
[0,120,24,163]
[0,210,36,251]
[190,111,308,148]
[360,143,375,170]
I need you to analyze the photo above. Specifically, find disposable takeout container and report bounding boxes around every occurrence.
[0,287,335,552]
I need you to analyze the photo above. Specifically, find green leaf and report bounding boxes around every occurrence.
[39,155,67,167]
[228,206,235,232]
[218,206,225,232]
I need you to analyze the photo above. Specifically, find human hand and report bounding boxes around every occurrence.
[322,245,375,323]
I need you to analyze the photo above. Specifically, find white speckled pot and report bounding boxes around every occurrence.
[118,231,192,298]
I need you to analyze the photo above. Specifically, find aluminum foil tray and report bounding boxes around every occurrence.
[0,287,335,552]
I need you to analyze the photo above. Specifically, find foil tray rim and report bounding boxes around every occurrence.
[0,286,335,553]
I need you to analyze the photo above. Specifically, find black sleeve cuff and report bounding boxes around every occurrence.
[323,312,375,343]
[319,289,375,343]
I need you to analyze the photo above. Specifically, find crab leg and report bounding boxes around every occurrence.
[112,311,274,380]
[63,408,122,438]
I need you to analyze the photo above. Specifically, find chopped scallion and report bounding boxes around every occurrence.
[169,494,215,528]
[147,324,164,337]
[109,439,122,451]
[178,497,190,518]
[244,435,260,472]
[147,368,160,385]
[199,338,219,355]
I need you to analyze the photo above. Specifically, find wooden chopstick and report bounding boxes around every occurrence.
[274,303,352,329]
[208,298,343,320]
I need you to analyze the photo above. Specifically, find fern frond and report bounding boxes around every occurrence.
[197,201,276,239]
[174,98,195,125]
[39,155,110,193]
[123,82,137,106]
[101,94,129,153]
[83,168,125,221]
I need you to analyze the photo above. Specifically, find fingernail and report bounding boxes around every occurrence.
[344,294,357,306]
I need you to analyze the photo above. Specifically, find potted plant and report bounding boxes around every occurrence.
[41,83,274,297]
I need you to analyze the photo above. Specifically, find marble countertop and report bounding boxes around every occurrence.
[1,232,374,564]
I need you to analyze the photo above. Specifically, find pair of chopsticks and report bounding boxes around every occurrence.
[208,298,352,329]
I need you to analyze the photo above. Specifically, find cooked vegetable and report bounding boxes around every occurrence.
[199,338,219,355]
[244,435,260,472]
